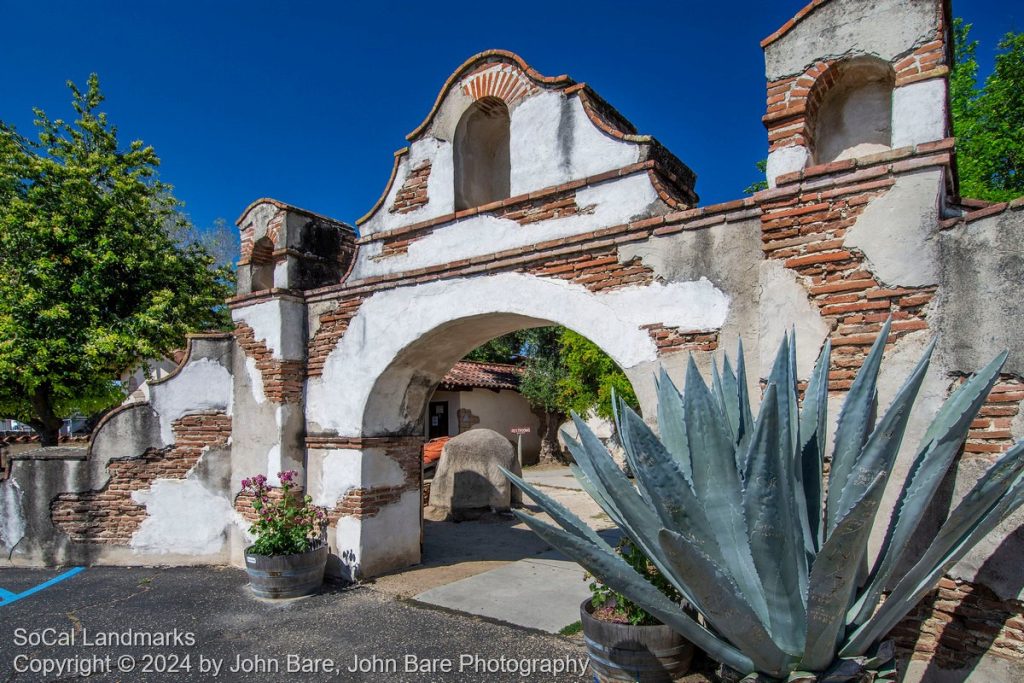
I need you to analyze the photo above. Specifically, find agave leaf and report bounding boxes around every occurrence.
[656,368,694,486]
[569,462,626,529]
[618,402,723,567]
[849,351,1007,627]
[513,511,758,676]
[562,431,627,527]
[712,356,737,442]
[843,443,1024,656]
[802,470,888,672]
[566,413,684,594]
[500,465,614,554]
[735,338,755,447]
[684,355,771,630]
[787,327,800,459]
[722,353,741,440]
[798,340,831,553]
[826,318,892,533]
[660,529,793,676]
[835,338,935,521]
[742,383,807,655]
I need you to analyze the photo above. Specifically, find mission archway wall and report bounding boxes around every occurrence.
[4,2,1024,679]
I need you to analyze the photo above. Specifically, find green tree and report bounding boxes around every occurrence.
[465,326,638,463]
[743,159,768,195]
[951,19,1024,202]
[0,75,234,445]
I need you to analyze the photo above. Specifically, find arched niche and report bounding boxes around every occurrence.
[249,236,275,291]
[453,96,511,211]
[812,57,895,164]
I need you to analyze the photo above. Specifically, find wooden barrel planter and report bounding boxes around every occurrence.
[244,542,328,599]
[580,599,694,683]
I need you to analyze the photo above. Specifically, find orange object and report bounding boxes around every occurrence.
[423,437,450,466]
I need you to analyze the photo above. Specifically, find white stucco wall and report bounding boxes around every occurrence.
[359,82,644,239]
[0,480,26,551]
[844,169,942,287]
[763,0,939,81]
[351,173,660,280]
[149,358,233,445]
[431,388,542,462]
[131,479,236,555]
[307,272,730,436]
[891,79,947,148]
[508,92,639,194]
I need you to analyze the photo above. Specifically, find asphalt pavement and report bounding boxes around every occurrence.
[0,566,591,683]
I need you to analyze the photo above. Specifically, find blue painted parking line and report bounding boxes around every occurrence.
[0,567,85,607]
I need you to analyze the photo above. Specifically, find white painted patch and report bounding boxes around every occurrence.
[131,479,234,555]
[758,260,830,379]
[351,173,659,280]
[844,169,941,287]
[509,92,639,194]
[244,356,265,404]
[314,448,407,507]
[307,272,730,435]
[363,139,456,235]
[265,444,282,486]
[766,146,809,187]
[0,480,26,551]
[891,79,947,148]
[338,490,421,578]
[149,358,232,444]
[230,299,305,360]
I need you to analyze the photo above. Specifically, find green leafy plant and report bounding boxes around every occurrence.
[0,74,234,445]
[242,471,326,556]
[588,539,683,626]
[503,319,1024,679]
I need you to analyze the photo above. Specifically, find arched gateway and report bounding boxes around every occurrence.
[5,1,1024,677]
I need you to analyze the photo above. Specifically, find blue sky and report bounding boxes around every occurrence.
[1,1,1019,235]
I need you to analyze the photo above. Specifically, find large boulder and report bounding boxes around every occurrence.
[427,429,521,520]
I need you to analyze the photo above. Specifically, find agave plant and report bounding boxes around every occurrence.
[504,319,1024,680]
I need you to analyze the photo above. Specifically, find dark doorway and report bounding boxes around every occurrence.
[428,401,449,439]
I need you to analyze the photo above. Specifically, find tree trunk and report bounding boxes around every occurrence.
[29,387,63,447]
[537,410,567,464]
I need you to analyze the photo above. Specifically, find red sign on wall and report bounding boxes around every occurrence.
[510,426,531,435]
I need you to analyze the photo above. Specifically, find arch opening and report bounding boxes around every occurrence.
[453,96,511,210]
[248,236,275,291]
[360,313,636,587]
[811,57,895,164]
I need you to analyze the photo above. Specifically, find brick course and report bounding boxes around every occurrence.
[760,175,938,390]
[389,161,431,216]
[233,322,305,402]
[51,412,231,544]
[305,436,423,520]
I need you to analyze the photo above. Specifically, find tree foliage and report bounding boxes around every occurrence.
[0,75,234,444]
[466,326,638,420]
[951,19,1024,202]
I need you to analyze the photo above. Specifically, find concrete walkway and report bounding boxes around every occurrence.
[522,466,583,491]
[413,466,606,634]
[413,548,590,634]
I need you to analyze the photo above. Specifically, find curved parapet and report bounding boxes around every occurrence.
[2,333,241,567]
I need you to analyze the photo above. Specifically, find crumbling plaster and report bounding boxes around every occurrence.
[360,88,643,238]
[764,0,939,81]
[844,169,942,288]
[307,272,730,436]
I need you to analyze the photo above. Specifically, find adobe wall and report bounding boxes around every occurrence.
[3,1,1024,679]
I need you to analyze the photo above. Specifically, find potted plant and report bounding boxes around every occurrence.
[241,470,328,599]
[581,539,694,682]
[504,318,1024,681]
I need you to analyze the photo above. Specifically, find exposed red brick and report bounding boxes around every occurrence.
[51,412,232,544]
[233,323,304,403]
